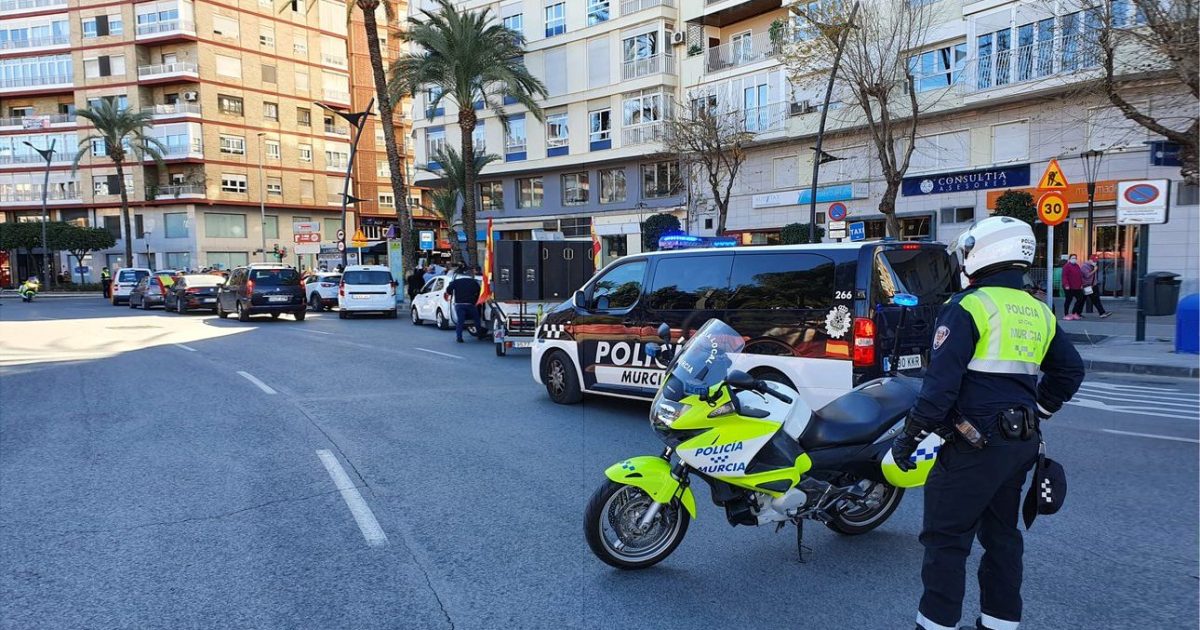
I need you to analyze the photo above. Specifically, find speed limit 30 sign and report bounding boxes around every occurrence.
[1037,191,1068,226]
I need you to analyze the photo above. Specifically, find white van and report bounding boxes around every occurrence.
[337,265,398,319]
[110,267,152,305]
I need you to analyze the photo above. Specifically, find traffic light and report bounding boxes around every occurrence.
[272,244,288,260]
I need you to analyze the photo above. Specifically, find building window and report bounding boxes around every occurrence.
[259,25,275,48]
[295,69,310,92]
[623,89,665,126]
[505,117,526,155]
[642,161,680,198]
[910,43,968,92]
[298,144,312,162]
[546,112,568,150]
[83,15,123,38]
[264,139,281,159]
[472,121,486,153]
[297,107,311,126]
[426,128,446,161]
[503,13,523,35]
[479,181,504,210]
[205,212,247,236]
[589,109,611,143]
[299,178,315,199]
[164,212,188,238]
[940,207,975,224]
[378,192,395,207]
[560,217,592,238]
[212,14,239,38]
[219,174,248,194]
[219,134,246,155]
[562,173,589,206]
[600,168,626,204]
[587,0,609,25]
[545,3,565,37]
[102,216,121,239]
[218,94,243,116]
[517,177,543,208]
[324,218,340,237]
[293,37,308,56]
[208,252,249,270]
[267,177,282,195]
[261,64,277,83]
[326,149,349,169]
[215,54,241,78]
[165,252,190,269]
[263,101,279,121]
[83,55,125,78]
[264,215,279,239]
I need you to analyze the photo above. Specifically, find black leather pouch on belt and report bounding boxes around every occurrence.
[1000,408,1036,440]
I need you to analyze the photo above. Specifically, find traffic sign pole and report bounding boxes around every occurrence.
[1045,224,1054,309]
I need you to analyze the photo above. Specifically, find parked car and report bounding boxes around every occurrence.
[304,272,342,311]
[410,273,483,333]
[166,274,225,313]
[109,267,151,305]
[128,273,172,309]
[216,263,306,322]
[337,265,399,319]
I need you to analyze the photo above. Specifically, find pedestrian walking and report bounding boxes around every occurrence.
[1080,256,1110,318]
[1061,255,1084,320]
[100,267,112,299]
[444,268,482,343]
[892,217,1084,630]
[407,266,426,301]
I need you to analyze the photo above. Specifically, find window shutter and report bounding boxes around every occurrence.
[587,38,609,89]
[107,175,120,194]
[98,56,111,77]
[96,15,109,36]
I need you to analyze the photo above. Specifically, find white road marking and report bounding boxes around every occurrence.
[316,450,388,547]
[1066,398,1198,421]
[1072,393,1198,408]
[414,347,463,359]
[173,343,197,352]
[307,329,334,335]
[1101,429,1200,444]
[1080,382,1199,394]
[236,370,277,395]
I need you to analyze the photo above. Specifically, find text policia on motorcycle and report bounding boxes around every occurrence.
[891,216,1084,630]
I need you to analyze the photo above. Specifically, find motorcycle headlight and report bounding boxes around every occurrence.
[652,399,690,428]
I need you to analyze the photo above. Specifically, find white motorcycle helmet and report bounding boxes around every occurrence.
[954,216,1036,282]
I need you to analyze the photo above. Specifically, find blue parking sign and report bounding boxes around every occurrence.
[848,221,866,242]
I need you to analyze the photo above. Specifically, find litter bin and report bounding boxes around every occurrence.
[1140,271,1182,316]
[1177,294,1199,354]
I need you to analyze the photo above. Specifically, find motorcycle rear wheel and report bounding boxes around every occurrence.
[825,480,904,535]
[585,480,689,570]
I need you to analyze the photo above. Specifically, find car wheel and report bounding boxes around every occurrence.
[435,309,449,330]
[128,298,136,309]
[294,310,306,322]
[271,312,280,319]
[410,308,422,325]
[237,301,249,322]
[309,293,321,312]
[387,309,398,319]
[542,350,583,404]
[217,299,229,319]
[339,310,348,319]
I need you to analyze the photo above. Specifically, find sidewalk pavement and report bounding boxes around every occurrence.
[1056,297,1198,378]
[0,290,103,299]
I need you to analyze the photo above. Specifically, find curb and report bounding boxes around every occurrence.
[1083,358,1199,379]
[0,293,103,299]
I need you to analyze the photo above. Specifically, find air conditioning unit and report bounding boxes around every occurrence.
[789,100,817,116]
[670,30,686,46]
[183,91,199,102]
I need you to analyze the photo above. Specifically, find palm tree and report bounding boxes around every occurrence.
[421,145,498,264]
[393,0,546,267]
[74,99,165,265]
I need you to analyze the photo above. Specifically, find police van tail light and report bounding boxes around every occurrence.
[852,317,876,367]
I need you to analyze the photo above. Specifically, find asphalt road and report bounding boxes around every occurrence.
[1,297,1197,630]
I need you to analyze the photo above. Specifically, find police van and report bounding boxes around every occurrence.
[531,241,954,408]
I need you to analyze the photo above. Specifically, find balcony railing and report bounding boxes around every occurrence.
[324,123,349,136]
[323,89,351,103]
[0,0,67,13]
[0,34,69,50]
[622,53,675,80]
[137,62,199,78]
[0,189,80,202]
[135,19,196,37]
[620,0,673,14]
[322,53,347,68]
[0,113,74,128]
[150,184,205,197]
[0,152,71,165]
[705,32,778,74]
[622,122,664,146]
[0,73,72,89]
[966,34,1100,93]
[142,103,201,117]
[156,141,203,158]
[737,102,788,133]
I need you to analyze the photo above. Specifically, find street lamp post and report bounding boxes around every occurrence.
[257,132,268,262]
[316,99,374,268]
[23,139,56,287]
[807,1,859,243]
[1080,149,1104,313]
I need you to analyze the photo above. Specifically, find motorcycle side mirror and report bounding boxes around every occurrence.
[892,293,918,307]
[726,370,756,390]
[656,322,670,343]
[645,342,660,358]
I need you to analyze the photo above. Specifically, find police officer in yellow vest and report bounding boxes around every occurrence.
[892,216,1084,630]
[100,267,112,299]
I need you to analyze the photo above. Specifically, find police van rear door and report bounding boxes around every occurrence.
[867,243,955,378]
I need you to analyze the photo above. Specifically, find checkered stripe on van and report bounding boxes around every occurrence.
[539,324,570,340]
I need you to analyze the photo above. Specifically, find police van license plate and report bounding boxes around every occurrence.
[884,354,923,371]
[268,295,289,303]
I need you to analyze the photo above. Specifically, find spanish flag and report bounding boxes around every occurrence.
[590,221,602,270]
[477,218,494,306]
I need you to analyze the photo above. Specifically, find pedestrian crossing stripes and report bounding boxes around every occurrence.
[1066,380,1199,421]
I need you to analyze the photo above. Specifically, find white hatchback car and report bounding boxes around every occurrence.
[337,265,398,319]
[304,272,342,311]
[410,274,483,332]
[110,267,152,305]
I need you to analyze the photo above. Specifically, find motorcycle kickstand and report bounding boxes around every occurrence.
[794,518,812,564]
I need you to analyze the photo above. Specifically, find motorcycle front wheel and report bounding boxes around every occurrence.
[825,480,904,536]
[584,480,689,570]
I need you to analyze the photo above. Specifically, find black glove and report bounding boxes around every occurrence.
[891,432,920,472]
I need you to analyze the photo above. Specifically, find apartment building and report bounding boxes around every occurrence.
[0,0,423,283]
[409,0,688,265]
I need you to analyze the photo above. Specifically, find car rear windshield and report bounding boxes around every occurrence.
[312,274,341,284]
[118,270,149,283]
[343,270,392,285]
[250,269,300,286]
[873,247,954,304]
[182,275,223,287]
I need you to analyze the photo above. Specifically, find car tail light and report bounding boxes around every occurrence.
[339,282,345,297]
[247,279,255,293]
[853,317,876,367]
[321,282,335,288]
[186,287,201,294]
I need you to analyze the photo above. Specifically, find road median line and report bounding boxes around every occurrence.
[237,370,277,394]
[316,450,388,547]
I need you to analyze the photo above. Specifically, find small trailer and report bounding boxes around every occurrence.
[485,299,550,356]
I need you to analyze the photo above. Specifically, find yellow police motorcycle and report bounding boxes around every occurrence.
[18,277,40,302]
[584,298,943,569]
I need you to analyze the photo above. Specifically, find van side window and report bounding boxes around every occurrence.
[589,260,646,310]
[727,254,835,309]
[646,256,732,310]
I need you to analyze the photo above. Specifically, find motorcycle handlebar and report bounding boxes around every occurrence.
[759,382,793,404]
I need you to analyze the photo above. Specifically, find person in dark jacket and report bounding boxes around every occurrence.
[893,217,1085,630]
[407,267,426,302]
[444,268,482,342]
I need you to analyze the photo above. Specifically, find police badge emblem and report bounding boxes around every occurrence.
[933,325,950,350]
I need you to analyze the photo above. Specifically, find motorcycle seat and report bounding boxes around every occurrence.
[799,377,920,450]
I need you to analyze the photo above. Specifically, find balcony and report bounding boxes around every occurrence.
[323,89,351,104]
[137,62,199,82]
[0,151,72,167]
[149,184,205,199]
[965,34,1100,94]
[135,19,196,40]
[620,0,673,15]
[142,103,202,118]
[736,102,787,134]
[324,122,349,136]
[322,53,347,68]
[0,73,72,94]
[0,0,67,15]
[0,33,70,52]
[0,113,75,129]
[622,122,665,146]
[0,189,80,203]
[622,53,675,80]
[692,0,781,27]
[154,139,204,160]
[705,31,778,74]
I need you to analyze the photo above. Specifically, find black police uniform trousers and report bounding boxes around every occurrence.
[919,425,1040,628]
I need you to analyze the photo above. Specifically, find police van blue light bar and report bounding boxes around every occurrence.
[658,234,740,250]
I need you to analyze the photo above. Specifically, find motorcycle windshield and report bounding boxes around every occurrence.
[658,319,745,403]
